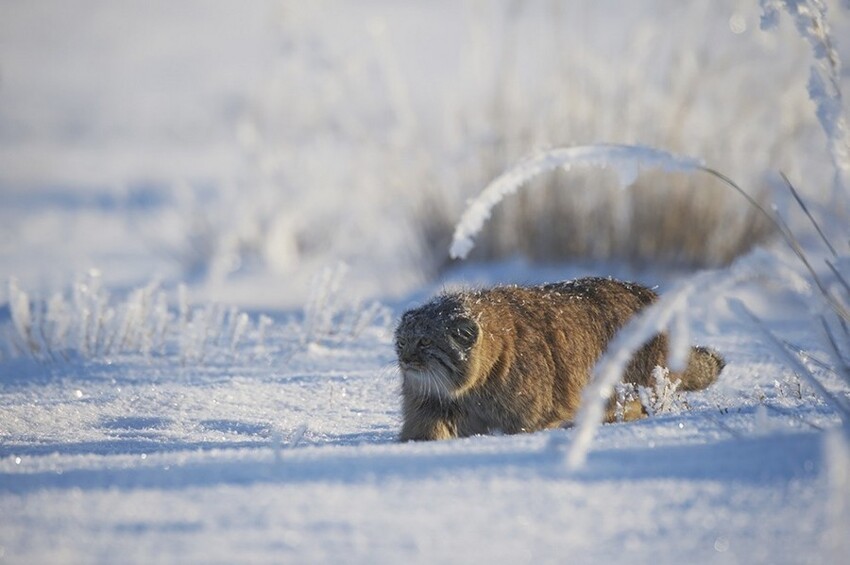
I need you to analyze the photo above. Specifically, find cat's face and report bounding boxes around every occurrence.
[394,297,479,398]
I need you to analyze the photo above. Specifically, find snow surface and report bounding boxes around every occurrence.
[2,1,850,564]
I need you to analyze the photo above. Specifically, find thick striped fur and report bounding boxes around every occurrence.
[395,277,723,441]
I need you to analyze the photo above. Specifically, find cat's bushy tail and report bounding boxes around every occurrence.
[678,346,725,391]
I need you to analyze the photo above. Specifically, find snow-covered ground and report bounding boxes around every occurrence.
[2,1,850,563]
[2,259,845,564]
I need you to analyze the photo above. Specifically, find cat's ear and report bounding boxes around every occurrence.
[452,318,479,349]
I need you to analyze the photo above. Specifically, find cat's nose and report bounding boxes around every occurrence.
[399,350,419,365]
[399,352,414,363]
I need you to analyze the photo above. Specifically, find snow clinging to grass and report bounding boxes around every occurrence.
[760,0,850,200]
[449,144,704,260]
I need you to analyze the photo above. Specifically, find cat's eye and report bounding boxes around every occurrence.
[396,337,407,349]
[420,337,432,347]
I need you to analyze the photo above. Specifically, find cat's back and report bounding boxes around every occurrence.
[457,277,658,387]
[461,277,656,333]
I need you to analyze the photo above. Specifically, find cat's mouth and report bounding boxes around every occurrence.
[398,360,425,371]
[398,357,430,373]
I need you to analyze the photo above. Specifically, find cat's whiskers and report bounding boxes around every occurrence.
[403,361,457,402]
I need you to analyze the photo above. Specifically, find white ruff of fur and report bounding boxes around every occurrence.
[402,363,456,400]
